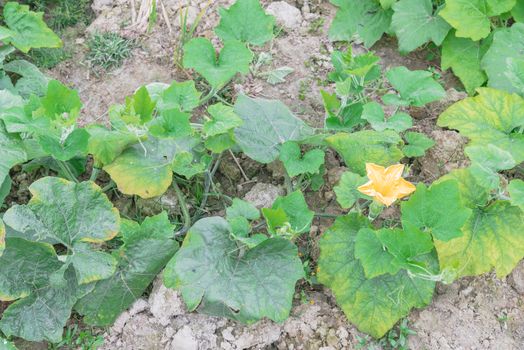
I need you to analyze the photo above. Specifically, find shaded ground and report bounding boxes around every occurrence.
[18,0,524,349]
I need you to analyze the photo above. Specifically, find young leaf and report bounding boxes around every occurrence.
[439,0,516,41]
[125,86,156,124]
[215,0,275,46]
[326,130,403,175]
[508,179,524,210]
[0,239,90,343]
[38,128,90,162]
[156,80,201,112]
[437,88,524,163]
[205,132,236,153]
[148,108,192,139]
[441,31,489,95]
[402,132,435,158]
[386,66,446,107]
[317,214,436,338]
[87,125,140,167]
[329,0,392,48]
[104,136,199,198]
[361,102,412,132]
[355,226,434,278]
[203,103,243,137]
[183,38,253,89]
[163,217,303,323]
[279,141,325,177]
[172,152,207,179]
[3,177,120,283]
[226,198,260,220]
[1,2,62,53]
[481,24,524,95]
[434,201,524,279]
[40,80,82,122]
[262,191,314,235]
[334,171,368,209]
[401,180,472,241]
[75,213,178,326]
[234,95,314,163]
[391,0,451,53]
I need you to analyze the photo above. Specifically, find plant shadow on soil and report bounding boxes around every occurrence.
[6,0,524,349]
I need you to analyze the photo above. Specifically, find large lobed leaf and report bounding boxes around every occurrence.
[75,213,178,326]
[317,214,436,338]
[437,88,524,163]
[329,0,392,48]
[215,0,275,46]
[391,0,451,53]
[234,95,314,163]
[481,23,524,95]
[164,217,303,323]
[1,2,62,53]
[0,122,27,193]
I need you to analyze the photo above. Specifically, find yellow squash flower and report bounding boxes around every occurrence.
[358,163,416,206]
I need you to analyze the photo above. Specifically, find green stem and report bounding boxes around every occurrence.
[57,161,79,183]
[102,181,115,192]
[173,179,191,237]
[198,87,218,106]
[89,167,100,182]
[314,212,338,218]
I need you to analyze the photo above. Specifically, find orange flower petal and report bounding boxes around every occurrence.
[358,181,377,197]
[395,178,417,199]
[365,163,386,184]
[374,192,397,206]
[385,164,405,181]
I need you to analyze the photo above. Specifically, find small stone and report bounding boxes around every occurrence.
[148,277,186,326]
[266,2,303,30]
[509,260,524,294]
[171,326,198,350]
[128,298,149,316]
[244,183,284,209]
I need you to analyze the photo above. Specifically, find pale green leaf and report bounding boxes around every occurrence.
[333,171,368,209]
[508,179,524,210]
[156,80,201,112]
[402,132,435,157]
[263,190,314,235]
[386,66,446,107]
[226,198,260,220]
[203,103,243,137]
[279,141,325,177]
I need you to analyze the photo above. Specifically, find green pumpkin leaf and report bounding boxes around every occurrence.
[355,226,434,279]
[205,132,236,153]
[40,80,82,122]
[148,108,192,139]
[333,171,368,209]
[215,0,275,46]
[226,198,260,220]
[380,0,397,9]
[156,80,201,112]
[3,177,120,283]
[329,0,392,47]
[402,132,435,157]
[481,24,524,94]
[203,103,243,137]
[172,152,207,179]
[279,141,325,177]
[437,88,524,163]
[87,125,140,167]
[361,102,412,132]
[508,179,524,210]
[75,213,178,326]
[441,31,489,95]
[436,167,490,209]
[0,337,17,350]
[1,2,61,53]
[326,130,403,176]
[465,144,517,189]
[317,214,436,338]
[435,201,524,279]
[0,123,27,192]
[3,60,49,98]
[234,95,314,163]
[401,180,472,241]
[38,128,89,162]
[104,136,198,198]
[386,66,446,107]
[262,191,314,236]
[0,219,5,257]
[0,176,12,207]
[506,58,524,94]
[439,0,516,41]
[183,38,253,89]
[391,0,451,53]
[513,0,524,22]
[163,217,303,323]
[0,238,90,342]
[125,86,156,124]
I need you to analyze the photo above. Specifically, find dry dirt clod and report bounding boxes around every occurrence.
[243,183,284,208]
[148,276,186,326]
[266,1,303,30]
[509,260,524,294]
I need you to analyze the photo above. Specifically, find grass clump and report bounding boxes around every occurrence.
[86,33,134,72]
[26,47,71,69]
